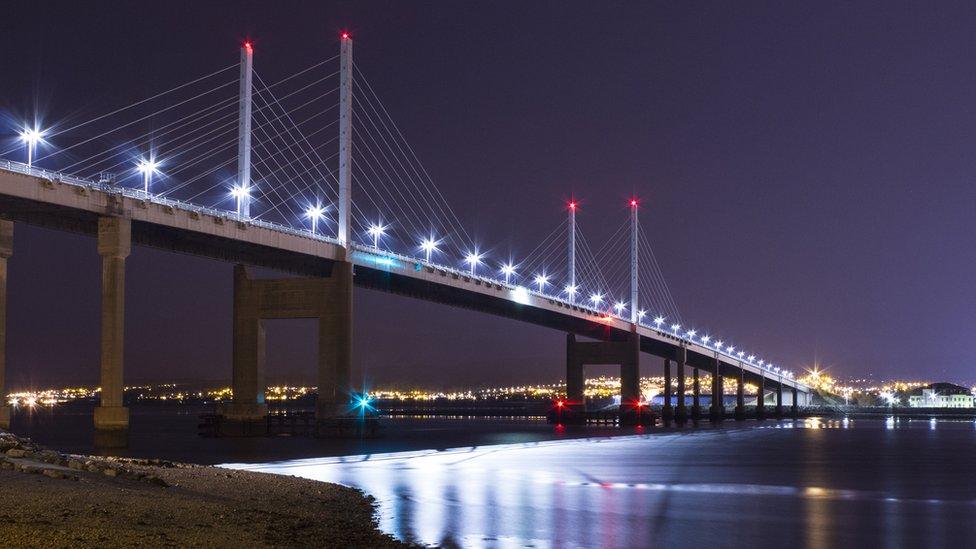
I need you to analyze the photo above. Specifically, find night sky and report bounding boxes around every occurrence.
[2,1,975,390]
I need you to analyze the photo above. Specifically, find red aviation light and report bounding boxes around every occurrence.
[340,31,351,40]
[243,41,253,52]
[568,201,577,210]
[630,199,638,207]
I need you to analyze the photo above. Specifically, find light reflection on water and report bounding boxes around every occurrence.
[226,421,976,547]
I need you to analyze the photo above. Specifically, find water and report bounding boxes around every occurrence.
[228,417,976,547]
[10,406,976,546]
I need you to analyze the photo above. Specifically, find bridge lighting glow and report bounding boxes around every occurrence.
[715,340,724,350]
[136,158,160,194]
[305,204,327,234]
[367,223,387,249]
[686,329,697,340]
[737,351,745,359]
[653,316,665,328]
[758,359,765,366]
[747,354,756,362]
[589,292,604,306]
[637,309,646,320]
[419,236,440,262]
[19,126,45,168]
[511,285,530,304]
[230,184,251,216]
[465,251,484,275]
[533,273,550,293]
[613,301,626,314]
[564,284,578,300]
[671,323,681,334]
[701,335,711,344]
[500,262,517,284]
[727,345,735,353]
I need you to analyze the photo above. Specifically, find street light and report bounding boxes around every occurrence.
[19,126,44,168]
[686,329,697,340]
[136,158,160,194]
[534,273,550,294]
[367,223,386,249]
[500,262,516,284]
[653,316,665,328]
[465,251,484,275]
[589,292,604,307]
[305,204,326,235]
[637,309,646,321]
[564,284,578,302]
[230,184,251,216]
[420,236,440,262]
[613,301,626,315]
[671,323,681,334]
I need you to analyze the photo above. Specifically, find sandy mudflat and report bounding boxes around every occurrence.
[0,434,406,548]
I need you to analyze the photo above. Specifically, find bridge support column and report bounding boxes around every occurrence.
[735,367,745,420]
[0,221,11,430]
[223,262,355,434]
[710,359,723,421]
[791,386,799,418]
[756,375,766,420]
[691,367,701,420]
[94,217,130,440]
[563,333,641,425]
[226,265,268,423]
[674,347,687,422]
[662,358,673,421]
[776,383,784,418]
[316,260,353,419]
[566,333,584,407]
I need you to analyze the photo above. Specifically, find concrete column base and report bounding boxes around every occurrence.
[94,405,129,431]
[0,407,10,430]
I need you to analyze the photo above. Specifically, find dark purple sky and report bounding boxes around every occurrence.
[3,1,975,389]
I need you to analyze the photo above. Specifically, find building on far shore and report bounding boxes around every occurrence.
[908,383,974,408]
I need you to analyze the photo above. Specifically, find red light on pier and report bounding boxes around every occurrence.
[556,400,565,408]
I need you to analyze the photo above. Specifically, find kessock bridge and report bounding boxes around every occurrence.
[0,35,809,439]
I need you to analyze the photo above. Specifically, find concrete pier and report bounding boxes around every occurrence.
[735,367,746,420]
[710,358,723,421]
[691,367,701,420]
[0,220,11,430]
[566,332,640,422]
[757,375,766,419]
[792,386,799,417]
[94,217,130,436]
[225,261,354,428]
[674,347,687,421]
[776,382,784,418]
[662,358,673,421]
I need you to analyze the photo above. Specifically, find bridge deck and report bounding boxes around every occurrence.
[0,163,807,394]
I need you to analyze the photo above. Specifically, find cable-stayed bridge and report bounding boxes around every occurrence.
[0,35,808,437]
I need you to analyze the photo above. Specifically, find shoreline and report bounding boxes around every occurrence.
[0,431,406,548]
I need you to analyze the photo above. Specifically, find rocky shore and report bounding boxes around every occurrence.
[0,431,405,548]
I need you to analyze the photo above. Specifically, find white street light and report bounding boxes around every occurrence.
[305,204,326,235]
[701,335,711,344]
[231,184,251,216]
[564,284,578,301]
[613,301,627,315]
[367,223,387,249]
[500,262,516,285]
[653,316,665,328]
[465,251,484,275]
[533,273,550,294]
[637,309,646,321]
[420,236,440,262]
[20,126,44,168]
[686,329,697,340]
[589,292,604,307]
[136,158,160,194]
[671,323,681,334]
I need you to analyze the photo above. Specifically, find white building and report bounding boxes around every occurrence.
[909,385,974,408]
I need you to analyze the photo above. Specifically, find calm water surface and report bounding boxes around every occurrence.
[228,418,976,548]
[10,406,976,547]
